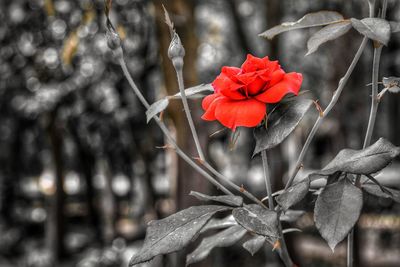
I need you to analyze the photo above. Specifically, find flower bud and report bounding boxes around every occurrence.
[168,32,185,69]
[106,29,121,51]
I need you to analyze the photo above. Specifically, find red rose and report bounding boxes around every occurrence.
[202,54,303,131]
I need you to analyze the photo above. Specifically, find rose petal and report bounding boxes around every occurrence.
[212,72,243,94]
[243,54,272,72]
[235,72,257,97]
[247,76,267,96]
[255,72,303,103]
[268,69,285,87]
[202,93,220,110]
[201,95,224,121]
[214,98,266,131]
[219,88,247,100]
[221,66,241,77]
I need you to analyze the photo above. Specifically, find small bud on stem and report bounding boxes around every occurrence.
[168,33,185,70]
[106,29,121,51]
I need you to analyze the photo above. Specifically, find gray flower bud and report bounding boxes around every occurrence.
[106,29,121,51]
[168,32,185,69]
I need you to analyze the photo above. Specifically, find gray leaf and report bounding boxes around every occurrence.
[129,205,229,266]
[306,21,352,56]
[190,191,243,207]
[310,138,400,179]
[146,98,169,123]
[242,235,267,256]
[232,204,279,238]
[351,18,391,46]
[145,84,213,123]
[362,183,400,203]
[186,225,246,266]
[280,210,305,223]
[390,21,400,33]
[314,179,363,251]
[253,98,313,156]
[259,11,344,39]
[172,83,214,98]
[276,177,310,210]
[200,215,237,234]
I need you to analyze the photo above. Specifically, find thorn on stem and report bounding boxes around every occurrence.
[193,157,204,165]
[272,240,281,251]
[313,100,324,117]
[240,184,246,193]
[155,144,175,150]
[377,87,389,102]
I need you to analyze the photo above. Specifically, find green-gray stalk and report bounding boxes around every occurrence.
[117,52,232,196]
[261,150,274,210]
[349,1,386,267]
[284,36,369,190]
[175,67,206,161]
[277,226,294,267]
[202,161,267,209]
[261,150,294,267]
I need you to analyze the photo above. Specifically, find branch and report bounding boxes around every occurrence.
[284,36,369,190]
[349,1,387,267]
[117,52,233,196]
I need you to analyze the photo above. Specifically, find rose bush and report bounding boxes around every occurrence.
[202,54,303,131]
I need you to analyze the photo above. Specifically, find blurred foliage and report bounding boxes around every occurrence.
[0,0,400,266]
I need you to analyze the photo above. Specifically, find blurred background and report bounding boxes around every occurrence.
[1,0,400,266]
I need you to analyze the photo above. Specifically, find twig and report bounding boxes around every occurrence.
[174,57,206,161]
[349,1,387,267]
[165,6,205,162]
[202,161,267,209]
[261,151,274,210]
[284,36,369,190]
[116,51,233,196]
[261,150,294,267]
[277,229,294,267]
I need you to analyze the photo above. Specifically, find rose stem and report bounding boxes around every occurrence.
[349,1,387,267]
[116,48,268,207]
[116,52,231,196]
[361,0,387,157]
[261,151,274,209]
[174,64,206,162]
[262,150,294,267]
[284,36,368,191]
[202,161,267,208]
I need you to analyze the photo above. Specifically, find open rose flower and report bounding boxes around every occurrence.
[201,54,303,131]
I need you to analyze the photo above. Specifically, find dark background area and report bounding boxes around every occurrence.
[1,0,400,266]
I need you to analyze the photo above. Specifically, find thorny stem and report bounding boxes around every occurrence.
[117,49,267,207]
[117,52,232,196]
[261,150,294,267]
[349,1,387,267]
[175,67,206,161]
[349,40,382,267]
[362,1,387,154]
[202,161,267,209]
[277,228,294,267]
[284,36,369,190]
